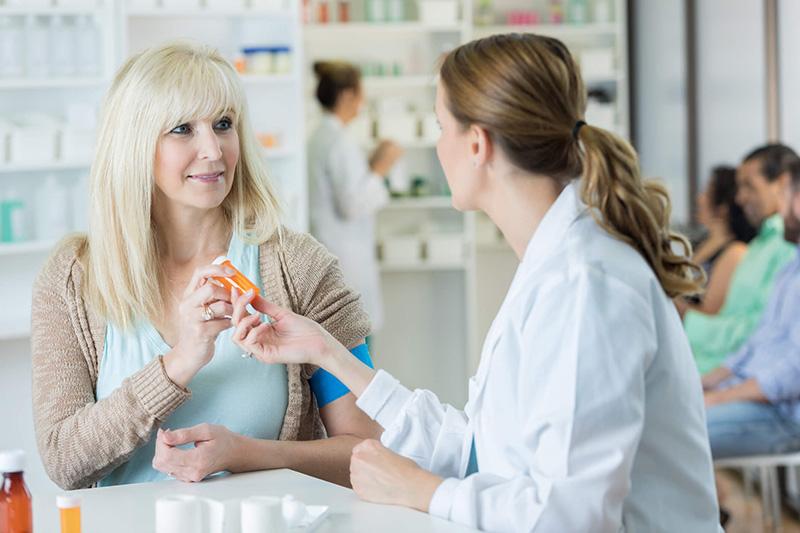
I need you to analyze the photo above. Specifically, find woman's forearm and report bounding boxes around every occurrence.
[230,434,365,487]
[320,344,378,398]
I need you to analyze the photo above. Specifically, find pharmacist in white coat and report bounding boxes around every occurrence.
[308,61,403,332]
[233,35,721,532]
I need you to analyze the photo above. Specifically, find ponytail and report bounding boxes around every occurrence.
[577,125,704,297]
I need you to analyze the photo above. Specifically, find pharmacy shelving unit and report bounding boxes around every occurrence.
[0,0,116,341]
[301,0,629,406]
[120,0,308,232]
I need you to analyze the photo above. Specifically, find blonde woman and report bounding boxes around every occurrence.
[31,42,380,490]
[228,34,721,531]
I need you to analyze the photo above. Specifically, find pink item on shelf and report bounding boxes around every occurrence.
[506,10,539,26]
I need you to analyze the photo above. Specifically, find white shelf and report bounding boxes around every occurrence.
[380,261,466,272]
[0,6,108,16]
[0,77,107,89]
[304,22,462,35]
[0,239,57,257]
[0,317,30,341]
[472,22,618,39]
[0,160,91,173]
[240,74,296,85]
[125,8,292,17]
[382,196,454,210]
[362,75,436,89]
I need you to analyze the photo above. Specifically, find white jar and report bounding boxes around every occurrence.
[35,175,70,241]
[74,14,100,76]
[0,16,25,78]
[25,15,50,78]
[273,47,291,74]
[50,15,77,77]
[243,47,274,75]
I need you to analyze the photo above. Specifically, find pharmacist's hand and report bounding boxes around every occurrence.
[152,425,239,483]
[350,439,443,512]
[230,289,341,367]
[164,265,235,387]
[369,140,404,176]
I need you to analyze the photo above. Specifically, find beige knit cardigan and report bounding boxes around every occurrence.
[30,227,371,490]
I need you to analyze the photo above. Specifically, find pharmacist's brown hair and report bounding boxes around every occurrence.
[439,33,704,297]
[313,61,361,111]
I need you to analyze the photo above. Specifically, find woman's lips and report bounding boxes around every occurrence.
[188,171,224,183]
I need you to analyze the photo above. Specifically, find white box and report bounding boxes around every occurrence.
[579,48,615,79]
[426,234,463,264]
[9,118,59,164]
[419,112,439,143]
[376,113,417,144]
[419,0,458,25]
[61,128,95,162]
[382,236,421,265]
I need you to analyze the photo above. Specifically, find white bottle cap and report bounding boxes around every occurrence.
[212,256,230,266]
[0,449,25,473]
[56,495,82,509]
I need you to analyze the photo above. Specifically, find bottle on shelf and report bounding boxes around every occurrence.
[35,175,70,241]
[75,15,100,76]
[548,0,564,24]
[567,0,589,24]
[386,0,405,22]
[0,187,27,243]
[25,15,49,79]
[0,16,25,78]
[474,0,493,26]
[50,15,77,77]
[0,449,33,533]
[592,0,611,22]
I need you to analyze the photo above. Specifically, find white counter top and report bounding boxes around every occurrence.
[32,469,477,532]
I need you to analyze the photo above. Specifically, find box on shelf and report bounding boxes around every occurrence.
[426,234,463,264]
[61,128,95,162]
[579,47,615,79]
[419,0,458,25]
[381,236,421,265]
[376,113,417,144]
[419,112,439,143]
[9,116,60,164]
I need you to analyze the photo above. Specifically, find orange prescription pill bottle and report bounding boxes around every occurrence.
[212,256,260,295]
[56,495,81,533]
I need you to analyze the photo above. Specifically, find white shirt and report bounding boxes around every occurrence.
[357,183,721,532]
[308,113,389,330]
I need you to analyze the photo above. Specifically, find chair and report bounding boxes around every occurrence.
[715,452,800,532]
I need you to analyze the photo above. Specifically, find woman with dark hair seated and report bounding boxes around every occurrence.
[684,165,757,315]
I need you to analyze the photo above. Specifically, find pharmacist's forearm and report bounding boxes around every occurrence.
[231,435,364,487]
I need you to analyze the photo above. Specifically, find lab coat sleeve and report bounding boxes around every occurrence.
[356,369,469,479]
[327,137,389,221]
[428,267,655,532]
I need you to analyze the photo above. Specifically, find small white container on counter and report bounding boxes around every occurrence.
[382,236,422,265]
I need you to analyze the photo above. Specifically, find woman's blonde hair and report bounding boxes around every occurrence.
[83,41,282,328]
[440,34,703,297]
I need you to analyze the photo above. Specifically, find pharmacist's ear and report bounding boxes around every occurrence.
[468,124,493,169]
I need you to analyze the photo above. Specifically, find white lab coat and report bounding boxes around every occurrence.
[308,113,389,330]
[356,183,721,532]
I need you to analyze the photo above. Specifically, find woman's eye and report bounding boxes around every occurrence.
[215,117,233,131]
[170,124,191,135]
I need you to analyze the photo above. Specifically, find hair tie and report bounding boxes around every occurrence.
[572,120,587,140]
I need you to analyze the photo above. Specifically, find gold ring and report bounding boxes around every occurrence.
[202,304,214,321]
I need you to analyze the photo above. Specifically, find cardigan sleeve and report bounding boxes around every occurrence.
[30,239,190,489]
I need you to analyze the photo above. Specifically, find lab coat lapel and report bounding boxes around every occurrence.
[468,181,586,413]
